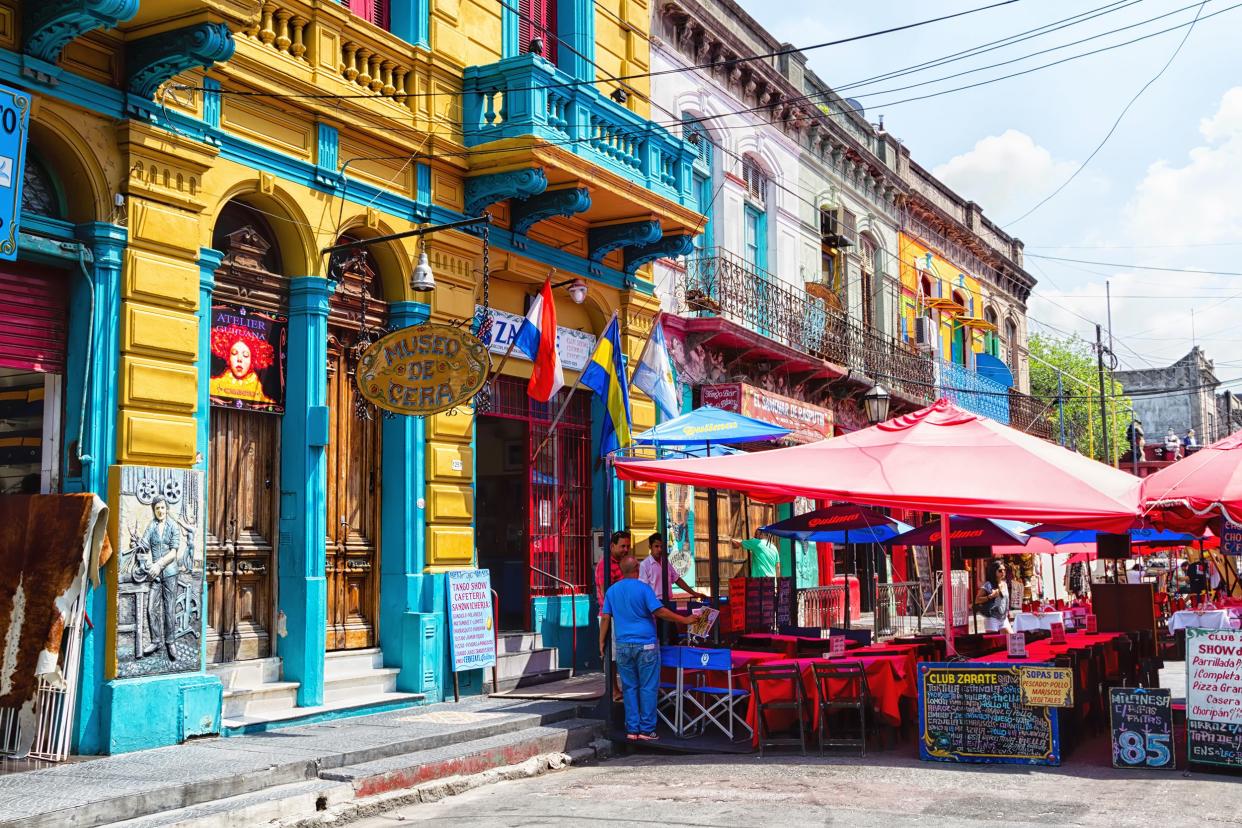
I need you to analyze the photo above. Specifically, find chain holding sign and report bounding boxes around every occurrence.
[356,323,491,417]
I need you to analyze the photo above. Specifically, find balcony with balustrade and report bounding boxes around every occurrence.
[938,359,1054,439]
[671,249,936,406]
[460,54,704,252]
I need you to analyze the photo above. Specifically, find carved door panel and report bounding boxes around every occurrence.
[325,332,382,651]
[206,407,279,663]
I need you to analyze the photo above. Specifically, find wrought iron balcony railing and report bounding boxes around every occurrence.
[674,250,935,403]
[937,360,1053,439]
[462,54,697,206]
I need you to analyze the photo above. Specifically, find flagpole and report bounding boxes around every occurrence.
[531,380,582,464]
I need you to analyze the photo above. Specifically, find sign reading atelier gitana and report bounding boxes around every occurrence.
[0,83,31,260]
[356,323,491,416]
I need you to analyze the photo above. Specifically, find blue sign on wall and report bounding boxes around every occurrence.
[1223,522,1242,557]
[0,83,30,261]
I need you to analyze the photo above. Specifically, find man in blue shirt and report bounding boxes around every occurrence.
[600,556,698,740]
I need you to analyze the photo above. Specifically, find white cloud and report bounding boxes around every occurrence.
[1122,86,1242,245]
[931,130,1082,220]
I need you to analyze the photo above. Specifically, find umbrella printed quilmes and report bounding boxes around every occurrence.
[1141,429,1242,531]
[883,516,1031,548]
[632,405,792,447]
[759,504,913,544]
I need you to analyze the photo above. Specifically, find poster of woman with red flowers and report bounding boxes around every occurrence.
[209,302,287,413]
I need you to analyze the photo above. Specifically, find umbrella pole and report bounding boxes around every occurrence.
[1050,554,1059,603]
[941,513,955,656]
[708,488,720,627]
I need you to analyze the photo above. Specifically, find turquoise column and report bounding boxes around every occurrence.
[379,301,443,699]
[279,277,332,707]
[68,222,125,755]
[558,0,596,82]
[195,249,222,474]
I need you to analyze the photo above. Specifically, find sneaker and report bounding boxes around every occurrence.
[639,733,660,741]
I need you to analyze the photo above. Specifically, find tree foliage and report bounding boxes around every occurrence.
[1028,332,1133,463]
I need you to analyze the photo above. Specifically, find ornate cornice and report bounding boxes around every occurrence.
[463,168,548,216]
[127,22,236,101]
[23,0,139,64]
[510,186,591,240]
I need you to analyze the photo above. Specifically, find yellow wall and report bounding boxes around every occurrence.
[898,233,987,358]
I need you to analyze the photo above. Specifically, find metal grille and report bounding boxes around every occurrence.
[873,581,929,639]
[798,585,849,629]
[488,377,592,597]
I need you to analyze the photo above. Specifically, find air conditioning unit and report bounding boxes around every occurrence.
[914,317,937,352]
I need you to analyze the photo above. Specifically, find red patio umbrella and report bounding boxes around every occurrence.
[615,399,1142,654]
[1142,429,1242,532]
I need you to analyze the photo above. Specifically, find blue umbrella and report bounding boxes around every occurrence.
[632,405,791,447]
[1030,525,1199,546]
[761,504,913,544]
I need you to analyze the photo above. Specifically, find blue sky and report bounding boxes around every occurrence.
[735,0,1242,380]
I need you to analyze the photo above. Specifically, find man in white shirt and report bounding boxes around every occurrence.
[639,533,707,602]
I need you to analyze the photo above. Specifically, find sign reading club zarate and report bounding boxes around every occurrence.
[356,323,491,416]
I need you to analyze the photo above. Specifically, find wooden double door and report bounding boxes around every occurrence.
[324,327,382,651]
[206,408,278,663]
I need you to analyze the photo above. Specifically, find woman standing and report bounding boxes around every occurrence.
[976,560,1013,634]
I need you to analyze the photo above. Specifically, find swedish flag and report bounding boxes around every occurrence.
[581,313,632,456]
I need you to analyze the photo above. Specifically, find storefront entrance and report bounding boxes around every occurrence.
[476,377,592,630]
[324,255,385,651]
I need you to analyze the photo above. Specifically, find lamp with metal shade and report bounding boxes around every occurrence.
[863,384,890,425]
[410,239,435,292]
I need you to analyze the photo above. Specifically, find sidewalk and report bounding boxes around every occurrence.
[0,694,604,828]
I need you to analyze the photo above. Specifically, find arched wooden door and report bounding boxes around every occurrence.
[205,211,286,664]
[324,252,385,651]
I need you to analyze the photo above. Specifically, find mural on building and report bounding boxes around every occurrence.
[666,482,695,588]
[115,466,204,678]
[209,302,287,413]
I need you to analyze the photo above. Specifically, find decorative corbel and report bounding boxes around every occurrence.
[127,22,236,101]
[587,220,662,273]
[624,233,695,277]
[463,168,548,216]
[509,186,591,244]
[24,0,139,65]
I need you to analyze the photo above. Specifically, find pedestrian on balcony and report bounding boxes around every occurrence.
[599,555,699,742]
[1164,428,1182,460]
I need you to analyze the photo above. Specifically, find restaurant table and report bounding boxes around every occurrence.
[1168,609,1233,632]
[737,633,861,658]
[741,655,915,748]
[1013,611,1065,633]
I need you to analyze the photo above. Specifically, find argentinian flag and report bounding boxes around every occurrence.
[631,319,680,420]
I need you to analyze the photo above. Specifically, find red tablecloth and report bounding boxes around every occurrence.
[972,631,1125,714]
[741,656,914,747]
[737,634,860,658]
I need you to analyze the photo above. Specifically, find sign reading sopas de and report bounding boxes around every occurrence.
[356,323,491,416]
[0,84,31,261]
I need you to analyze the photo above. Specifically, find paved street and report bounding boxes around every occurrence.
[352,741,1242,828]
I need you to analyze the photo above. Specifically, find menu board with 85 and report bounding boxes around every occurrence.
[919,663,1061,765]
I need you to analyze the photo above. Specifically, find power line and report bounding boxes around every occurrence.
[1004,0,1208,226]
[1027,253,1242,275]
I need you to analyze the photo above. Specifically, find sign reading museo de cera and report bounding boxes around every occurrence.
[702,383,833,443]
[447,569,497,672]
[356,323,491,416]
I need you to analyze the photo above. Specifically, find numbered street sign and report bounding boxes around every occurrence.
[0,83,29,260]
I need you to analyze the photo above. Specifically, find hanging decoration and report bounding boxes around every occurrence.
[355,323,491,417]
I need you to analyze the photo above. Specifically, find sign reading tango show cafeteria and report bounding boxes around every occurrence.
[1187,627,1242,768]
[356,323,491,416]
[447,569,496,672]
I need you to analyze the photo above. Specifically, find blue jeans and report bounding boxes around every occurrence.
[615,642,659,734]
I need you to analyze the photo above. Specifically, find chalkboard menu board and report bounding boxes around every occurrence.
[918,663,1061,766]
[1187,627,1242,768]
[776,577,794,629]
[744,578,769,632]
[1109,688,1174,769]
[728,577,747,633]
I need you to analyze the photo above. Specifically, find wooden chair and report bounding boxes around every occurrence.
[747,663,807,757]
[811,661,870,756]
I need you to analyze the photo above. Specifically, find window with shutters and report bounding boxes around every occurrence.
[841,208,858,247]
[860,237,877,331]
[741,156,767,208]
[519,0,558,64]
[345,0,389,30]
[683,116,714,252]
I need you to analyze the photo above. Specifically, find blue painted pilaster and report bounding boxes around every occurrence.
[558,0,596,83]
[379,301,443,699]
[195,249,222,475]
[501,1,519,58]
[67,222,125,755]
[391,0,430,48]
[279,277,332,707]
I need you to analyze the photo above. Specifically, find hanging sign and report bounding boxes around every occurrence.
[1110,687,1174,769]
[0,83,30,261]
[209,301,287,413]
[480,305,597,371]
[1186,627,1242,768]
[447,569,497,672]
[356,323,491,416]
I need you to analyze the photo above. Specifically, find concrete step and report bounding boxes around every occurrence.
[107,718,604,828]
[494,646,559,680]
[490,667,573,694]
[208,656,281,689]
[324,647,383,675]
[323,667,400,703]
[221,691,423,735]
[221,680,300,718]
[497,631,543,653]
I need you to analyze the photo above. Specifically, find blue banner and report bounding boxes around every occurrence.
[0,83,30,260]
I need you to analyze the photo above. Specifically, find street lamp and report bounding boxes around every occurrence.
[863,384,891,425]
[410,238,434,292]
[553,277,589,305]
